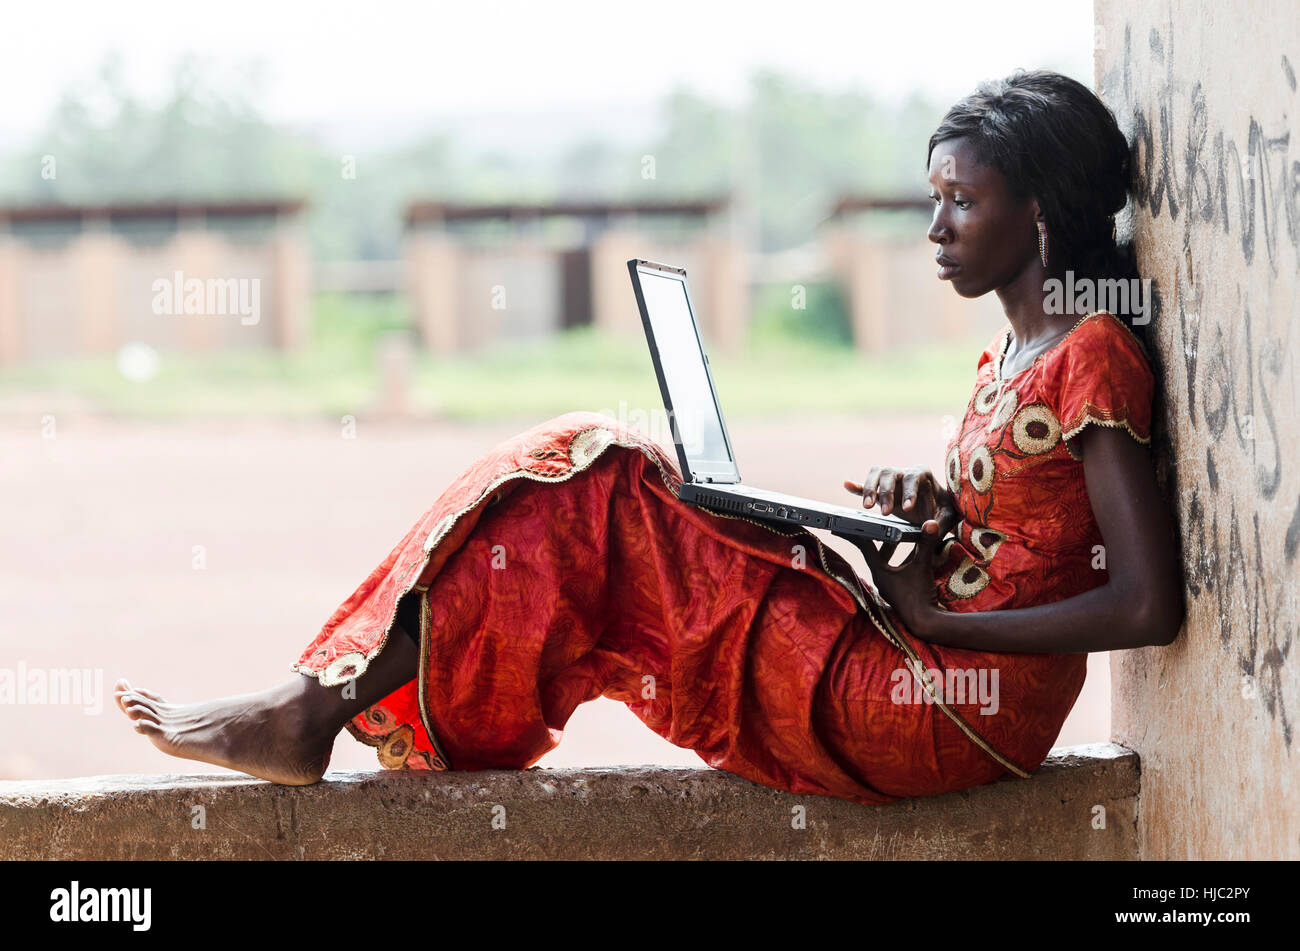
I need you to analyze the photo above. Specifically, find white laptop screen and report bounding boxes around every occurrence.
[636,265,738,481]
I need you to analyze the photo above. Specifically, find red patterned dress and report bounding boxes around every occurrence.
[292,309,1154,805]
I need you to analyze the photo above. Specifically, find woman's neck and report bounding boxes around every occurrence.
[995,265,1078,350]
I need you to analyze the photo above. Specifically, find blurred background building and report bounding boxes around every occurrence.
[0,190,1006,366]
[403,198,748,354]
[0,200,308,365]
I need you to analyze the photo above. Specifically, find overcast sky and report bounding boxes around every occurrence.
[0,0,1094,145]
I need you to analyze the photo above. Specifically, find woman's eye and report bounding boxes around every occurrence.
[929,193,972,210]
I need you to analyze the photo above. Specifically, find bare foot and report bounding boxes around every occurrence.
[114,677,334,785]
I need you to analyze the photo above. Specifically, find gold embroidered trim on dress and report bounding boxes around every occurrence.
[413,581,454,769]
[993,310,1094,382]
[1061,408,1151,461]
[1061,409,1150,445]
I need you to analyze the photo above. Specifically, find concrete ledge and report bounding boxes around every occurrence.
[0,742,1138,860]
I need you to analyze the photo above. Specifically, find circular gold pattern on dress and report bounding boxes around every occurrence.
[946,445,961,494]
[570,426,615,468]
[378,724,415,768]
[973,380,1000,414]
[986,388,1019,433]
[967,444,994,493]
[970,526,1007,561]
[1011,403,1062,455]
[323,651,369,686]
[947,556,991,599]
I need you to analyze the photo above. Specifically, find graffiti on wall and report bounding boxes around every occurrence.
[1098,18,1297,747]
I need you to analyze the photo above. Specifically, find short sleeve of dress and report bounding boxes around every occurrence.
[1051,313,1155,461]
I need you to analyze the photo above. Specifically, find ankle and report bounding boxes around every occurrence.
[278,675,350,741]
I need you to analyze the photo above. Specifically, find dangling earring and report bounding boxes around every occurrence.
[1036,220,1049,268]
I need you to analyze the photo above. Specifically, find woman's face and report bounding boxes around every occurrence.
[926,135,1040,298]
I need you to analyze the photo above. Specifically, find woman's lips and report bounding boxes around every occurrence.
[936,261,961,280]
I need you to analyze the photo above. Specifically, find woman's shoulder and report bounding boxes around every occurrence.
[1050,310,1154,376]
[973,309,1152,379]
[1046,310,1156,451]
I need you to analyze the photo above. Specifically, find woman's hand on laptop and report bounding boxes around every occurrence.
[843,466,956,536]
[838,469,958,636]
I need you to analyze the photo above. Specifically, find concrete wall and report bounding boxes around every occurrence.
[0,744,1138,860]
[1096,0,1299,859]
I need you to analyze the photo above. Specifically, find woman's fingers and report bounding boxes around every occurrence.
[859,537,898,566]
[905,471,944,516]
[860,466,880,507]
[853,467,944,517]
[876,469,901,514]
[921,504,959,539]
[901,471,922,511]
[938,503,960,535]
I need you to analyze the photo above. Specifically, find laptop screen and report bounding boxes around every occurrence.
[634,264,739,482]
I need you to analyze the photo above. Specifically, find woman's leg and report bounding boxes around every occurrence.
[113,616,420,785]
[114,416,873,799]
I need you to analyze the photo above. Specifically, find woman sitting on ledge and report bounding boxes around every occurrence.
[115,69,1184,806]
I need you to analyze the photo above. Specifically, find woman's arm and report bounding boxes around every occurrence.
[913,425,1186,653]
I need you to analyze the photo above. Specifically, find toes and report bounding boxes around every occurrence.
[117,679,167,705]
[132,720,164,738]
[122,700,161,725]
[113,679,132,714]
[122,691,162,715]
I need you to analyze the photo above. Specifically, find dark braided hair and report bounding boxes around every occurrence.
[926,68,1139,291]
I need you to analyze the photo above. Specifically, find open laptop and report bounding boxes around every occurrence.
[626,258,924,544]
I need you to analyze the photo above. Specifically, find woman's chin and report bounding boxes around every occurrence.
[945,276,984,298]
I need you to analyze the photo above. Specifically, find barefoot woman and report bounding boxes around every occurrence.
[116,70,1184,805]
